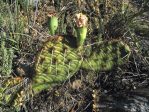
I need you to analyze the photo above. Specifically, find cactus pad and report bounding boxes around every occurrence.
[82,40,130,71]
[33,36,83,93]
[0,77,22,107]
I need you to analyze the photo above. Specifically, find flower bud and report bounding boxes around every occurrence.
[74,13,88,47]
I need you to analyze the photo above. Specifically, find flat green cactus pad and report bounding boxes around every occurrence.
[82,40,130,71]
[33,36,83,93]
[0,77,23,107]
[0,77,32,110]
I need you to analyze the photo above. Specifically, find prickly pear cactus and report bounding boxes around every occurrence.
[82,40,130,71]
[33,36,83,93]
[0,77,32,110]
[0,77,22,107]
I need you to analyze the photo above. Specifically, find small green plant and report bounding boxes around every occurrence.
[0,32,14,76]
